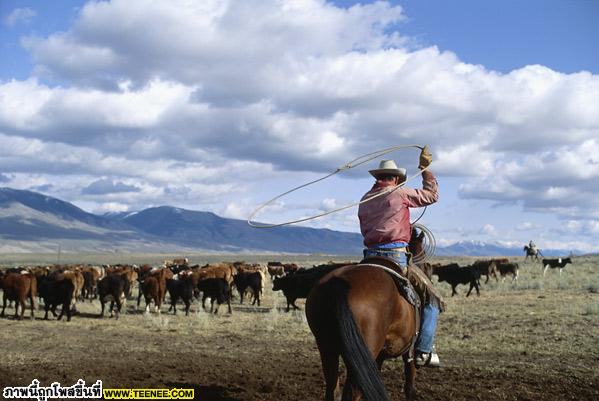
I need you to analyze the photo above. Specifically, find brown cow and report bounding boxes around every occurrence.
[197,263,237,284]
[1,272,37,320]
[472,260,499,283]
[105,265,138,298]
[80,265,104,300]
[135,264,156,307]
[141,267,174,313]
[165,257,189,267]
[267,264,285,280]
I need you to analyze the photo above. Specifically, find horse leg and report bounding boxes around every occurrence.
[340,372,362,401]
[319,352,341,401]
[402,354,417,401]
[451,285,457,296]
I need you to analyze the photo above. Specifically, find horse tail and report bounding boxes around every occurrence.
[324,277,390,401]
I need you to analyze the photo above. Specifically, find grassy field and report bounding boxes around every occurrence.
[0,254,597,401]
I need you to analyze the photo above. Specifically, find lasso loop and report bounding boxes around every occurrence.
[247,144,437,259]
[247,144,427,228]
[411,222,436,263]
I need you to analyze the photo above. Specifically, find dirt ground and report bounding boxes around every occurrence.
[1,254,598,401]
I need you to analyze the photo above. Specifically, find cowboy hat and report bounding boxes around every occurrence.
[368,160,407,178]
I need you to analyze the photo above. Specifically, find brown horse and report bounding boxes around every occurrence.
[306,232,425,401]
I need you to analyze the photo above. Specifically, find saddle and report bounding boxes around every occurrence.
[359,256,421,309]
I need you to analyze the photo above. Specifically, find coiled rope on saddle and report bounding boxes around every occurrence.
[410,223,436,264]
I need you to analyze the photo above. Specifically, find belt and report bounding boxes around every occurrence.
[367,246,407,253]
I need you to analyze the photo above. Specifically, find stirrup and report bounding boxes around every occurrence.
[415,352,431,367]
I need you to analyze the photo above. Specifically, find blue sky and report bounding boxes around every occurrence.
[0,0,598,252]
[395,0,599,74]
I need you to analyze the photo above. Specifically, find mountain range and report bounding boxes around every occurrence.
[0,187,575,256]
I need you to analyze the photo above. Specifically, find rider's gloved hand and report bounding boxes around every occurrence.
[419,145,433,170]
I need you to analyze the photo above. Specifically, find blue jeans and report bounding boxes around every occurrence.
[416,303,439,353]
[362,248,408,269]
[363,247,439,354]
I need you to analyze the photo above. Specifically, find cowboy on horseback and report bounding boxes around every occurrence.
[529,240,536,252]
[524,240,542,261]
[358,145,442,367]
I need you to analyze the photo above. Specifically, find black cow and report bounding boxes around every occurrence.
[198,278,232,314]
[542,257,572,275]
[166,276,195,316]
[433,263,481,297]
[97,273,130,319]
[233,271,263,306]
[496,262,519,282]
[81,270,95,301]
[38,275,74,321]
[272,262,354,311]
[273,274,311,311]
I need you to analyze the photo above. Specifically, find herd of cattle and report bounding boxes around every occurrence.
[0,255,573,321]
[431,256,574,297]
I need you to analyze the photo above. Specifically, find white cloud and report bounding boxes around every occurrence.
[480,224,496,236]
[4,8,37,27]
[0,0,597,249]
[515,222,538,231]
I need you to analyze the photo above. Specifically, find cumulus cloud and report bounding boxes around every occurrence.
[480,224,497,236]
[81,178,141,195]
[4,8,37,27]
[515,222,539,231]
[459,139,599,221]
[0,0,598,249]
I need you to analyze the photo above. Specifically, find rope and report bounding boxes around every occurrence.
[410,223,436,263]
[247,144,428,228]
